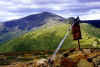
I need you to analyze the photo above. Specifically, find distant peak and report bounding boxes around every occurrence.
[41,12,54,15]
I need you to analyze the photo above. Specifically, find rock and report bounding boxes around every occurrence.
[77,59,94,67]
[83,49,91,54]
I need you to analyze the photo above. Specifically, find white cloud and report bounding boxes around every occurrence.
[7,4,40,10]
[13,0,34,4]
[49,3,68,10]
[80,9,100,20]
[81,14,100,20]
[0,10,22,21]
[0,11,15,16]
[85,2,100,7]
[0,1,14,6]
[0,0,100,21]
[7,3,68,11]
[5,16,22,21]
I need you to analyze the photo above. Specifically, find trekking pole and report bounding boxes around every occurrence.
[48,25,72,67]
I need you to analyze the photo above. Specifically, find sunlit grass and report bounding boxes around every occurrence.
[0,23,100,53]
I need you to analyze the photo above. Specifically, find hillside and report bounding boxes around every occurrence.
[0,23,100,53]
[0,12,65,43]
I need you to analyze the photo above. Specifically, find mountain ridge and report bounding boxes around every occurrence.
[81,20,100,28]
[0,12,65,43]
[0,12,100,44]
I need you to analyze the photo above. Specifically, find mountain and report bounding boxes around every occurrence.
[0,11,100,52]
[0,12,65,43]
[1,11,100,44]
[81,20,100,28]
[0,23,100,53]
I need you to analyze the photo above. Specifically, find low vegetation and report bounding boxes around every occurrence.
[0,23,100,53]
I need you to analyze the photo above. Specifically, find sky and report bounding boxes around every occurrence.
[0,0,100,22]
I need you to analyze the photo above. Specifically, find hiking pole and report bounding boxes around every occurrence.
[48,25,72,67]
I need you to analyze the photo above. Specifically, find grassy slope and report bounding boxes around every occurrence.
[0,23,100,53]
[80,23,100,48]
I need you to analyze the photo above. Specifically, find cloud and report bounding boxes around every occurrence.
[80,9,100,20]
[78,0,100,3]
[0,1,14,6]
[12,0,34,4]
[0,0,100,21]
[0,10,22,21]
